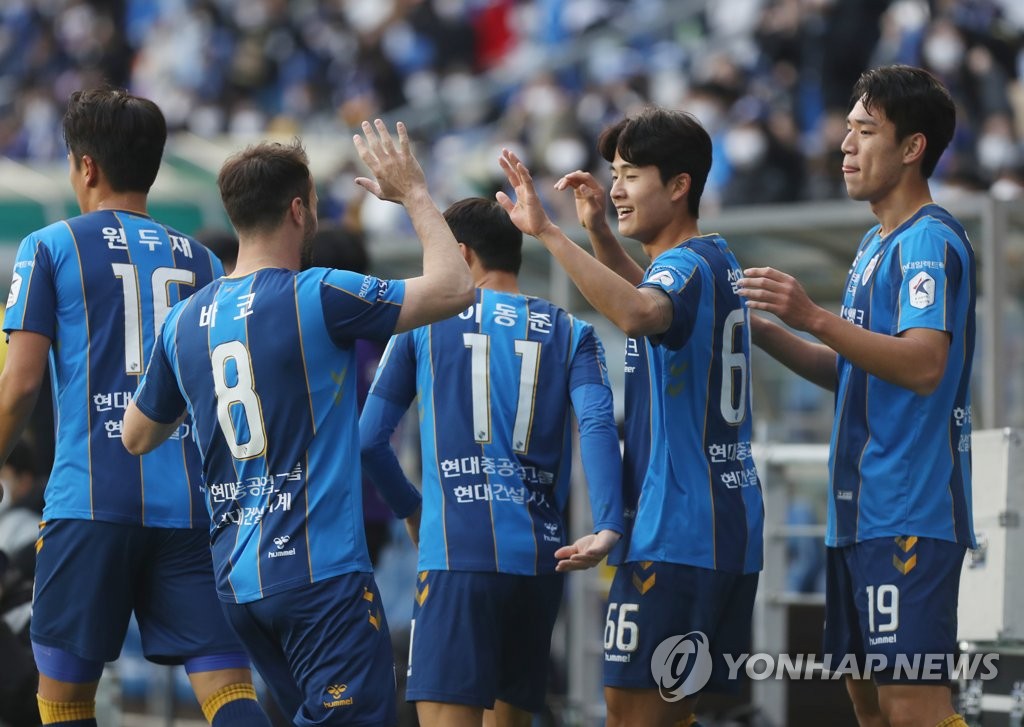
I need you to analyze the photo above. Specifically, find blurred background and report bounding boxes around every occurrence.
[1,0,1024,725]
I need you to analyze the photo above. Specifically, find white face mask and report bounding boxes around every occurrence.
[923,33,964,74]
[544,137,587,174]
[976,133,1020,173]
[687,100,723,133]
[724,127,768,169]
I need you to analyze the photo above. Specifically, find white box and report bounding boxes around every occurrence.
[958,428,1024,642]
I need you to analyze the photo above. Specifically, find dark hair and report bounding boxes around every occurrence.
[597,107,712,218]
[443,197,523,275]
[218,140,313,233]
[4,441,35,477]
[62,87,167,193]
[196,228,239,271]
[307,225,369,273]
[850,65,956,178]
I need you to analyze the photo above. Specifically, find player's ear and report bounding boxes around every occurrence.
[669,172,690,202]
[289,197,305,226]
[80,155,100,188]
[903,132,926,167]
[458,242,474,266]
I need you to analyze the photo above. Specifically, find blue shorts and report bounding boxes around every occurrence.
[406,571,564,713]
[824,537,966,684]
[31,519,245,665]
[603,561,758,696]
[223,572,396,727]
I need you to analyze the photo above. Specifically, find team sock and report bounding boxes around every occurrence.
[201,683,272,726]
[935,715,969,727]
[35,695,97,726]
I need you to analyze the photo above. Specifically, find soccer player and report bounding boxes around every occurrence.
[359,197,624,727]
[738,65,974,727]
[0,87,270,727]
[496,108,764,727]
[122,122,474,726]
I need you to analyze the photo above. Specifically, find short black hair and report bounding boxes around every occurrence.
[307,225,369,273]
[63,86,167,193]
[218,140,312,233]
[597,107,712,218]
[850,65,956,178]
[443,198,523,275]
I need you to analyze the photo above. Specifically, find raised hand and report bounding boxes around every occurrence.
[496,148,557,239]
[554,529,621,572]
[353,119,426,205]
[554,170,610,233]
[738,266,822,332]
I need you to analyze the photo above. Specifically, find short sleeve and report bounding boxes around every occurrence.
[367,331,418,407]
[638,255,702,350]
[894,227,962,335]
[133,310,187,424]
[4,234,58,340]
[319,268,406,345]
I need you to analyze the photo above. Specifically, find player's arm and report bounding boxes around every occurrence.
[359,393,423,519]
[554,170,645,285]
[739,266,948,395]
[122,329,187,455]
[122,405,185,455]
[353,120,473,333]
[0,331,49,488]
[359,393,423,546]
[555,329,624,572]
[748,314,838,391]
[498,150,671,338]
[554,380,624,572]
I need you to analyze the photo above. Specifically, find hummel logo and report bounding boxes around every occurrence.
[274,536,290,549]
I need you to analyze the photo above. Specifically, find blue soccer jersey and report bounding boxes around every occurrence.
[828,203,975,548]
[364,289,623,575]
[132,268,405,603]
[3,210,221,528]
[614,234,764,574]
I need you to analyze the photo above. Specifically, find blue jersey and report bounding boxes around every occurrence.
[365,289,623,575]
[132,268,405,603]
[829,204,975,548]
[3,210,221,528]
[615,234,763,574]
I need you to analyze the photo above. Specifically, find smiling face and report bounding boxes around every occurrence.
[609,151,680,245]
[841,98,917,204]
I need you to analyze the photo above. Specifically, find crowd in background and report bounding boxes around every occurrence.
[2,0,1024,223]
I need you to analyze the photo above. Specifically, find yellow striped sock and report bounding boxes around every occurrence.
[36,695,95,724]
[935,715,969,727]
[201,683,259,724]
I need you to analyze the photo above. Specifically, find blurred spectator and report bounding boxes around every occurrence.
[1,0,1023,209]
[0,440,41,727]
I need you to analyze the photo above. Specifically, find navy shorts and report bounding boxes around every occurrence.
[31,519,245,665]
[406,570,564,713]
[824,536,966,684]
[603,561,758,696]
[223,572,396,727]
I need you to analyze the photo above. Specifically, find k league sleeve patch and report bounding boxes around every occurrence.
[908,271,936,309]
[6,272,21,308]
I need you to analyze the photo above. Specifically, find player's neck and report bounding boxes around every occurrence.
[85,191,149,216]
[475,270,519,294]
[641,217,701,260]
[871,179,933,238]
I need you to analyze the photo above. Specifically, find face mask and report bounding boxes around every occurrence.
[977,133,1020,173]
[687,100,723,133]
[724,128,768,169]
[544,137,587,173]
[923,33,964,74]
